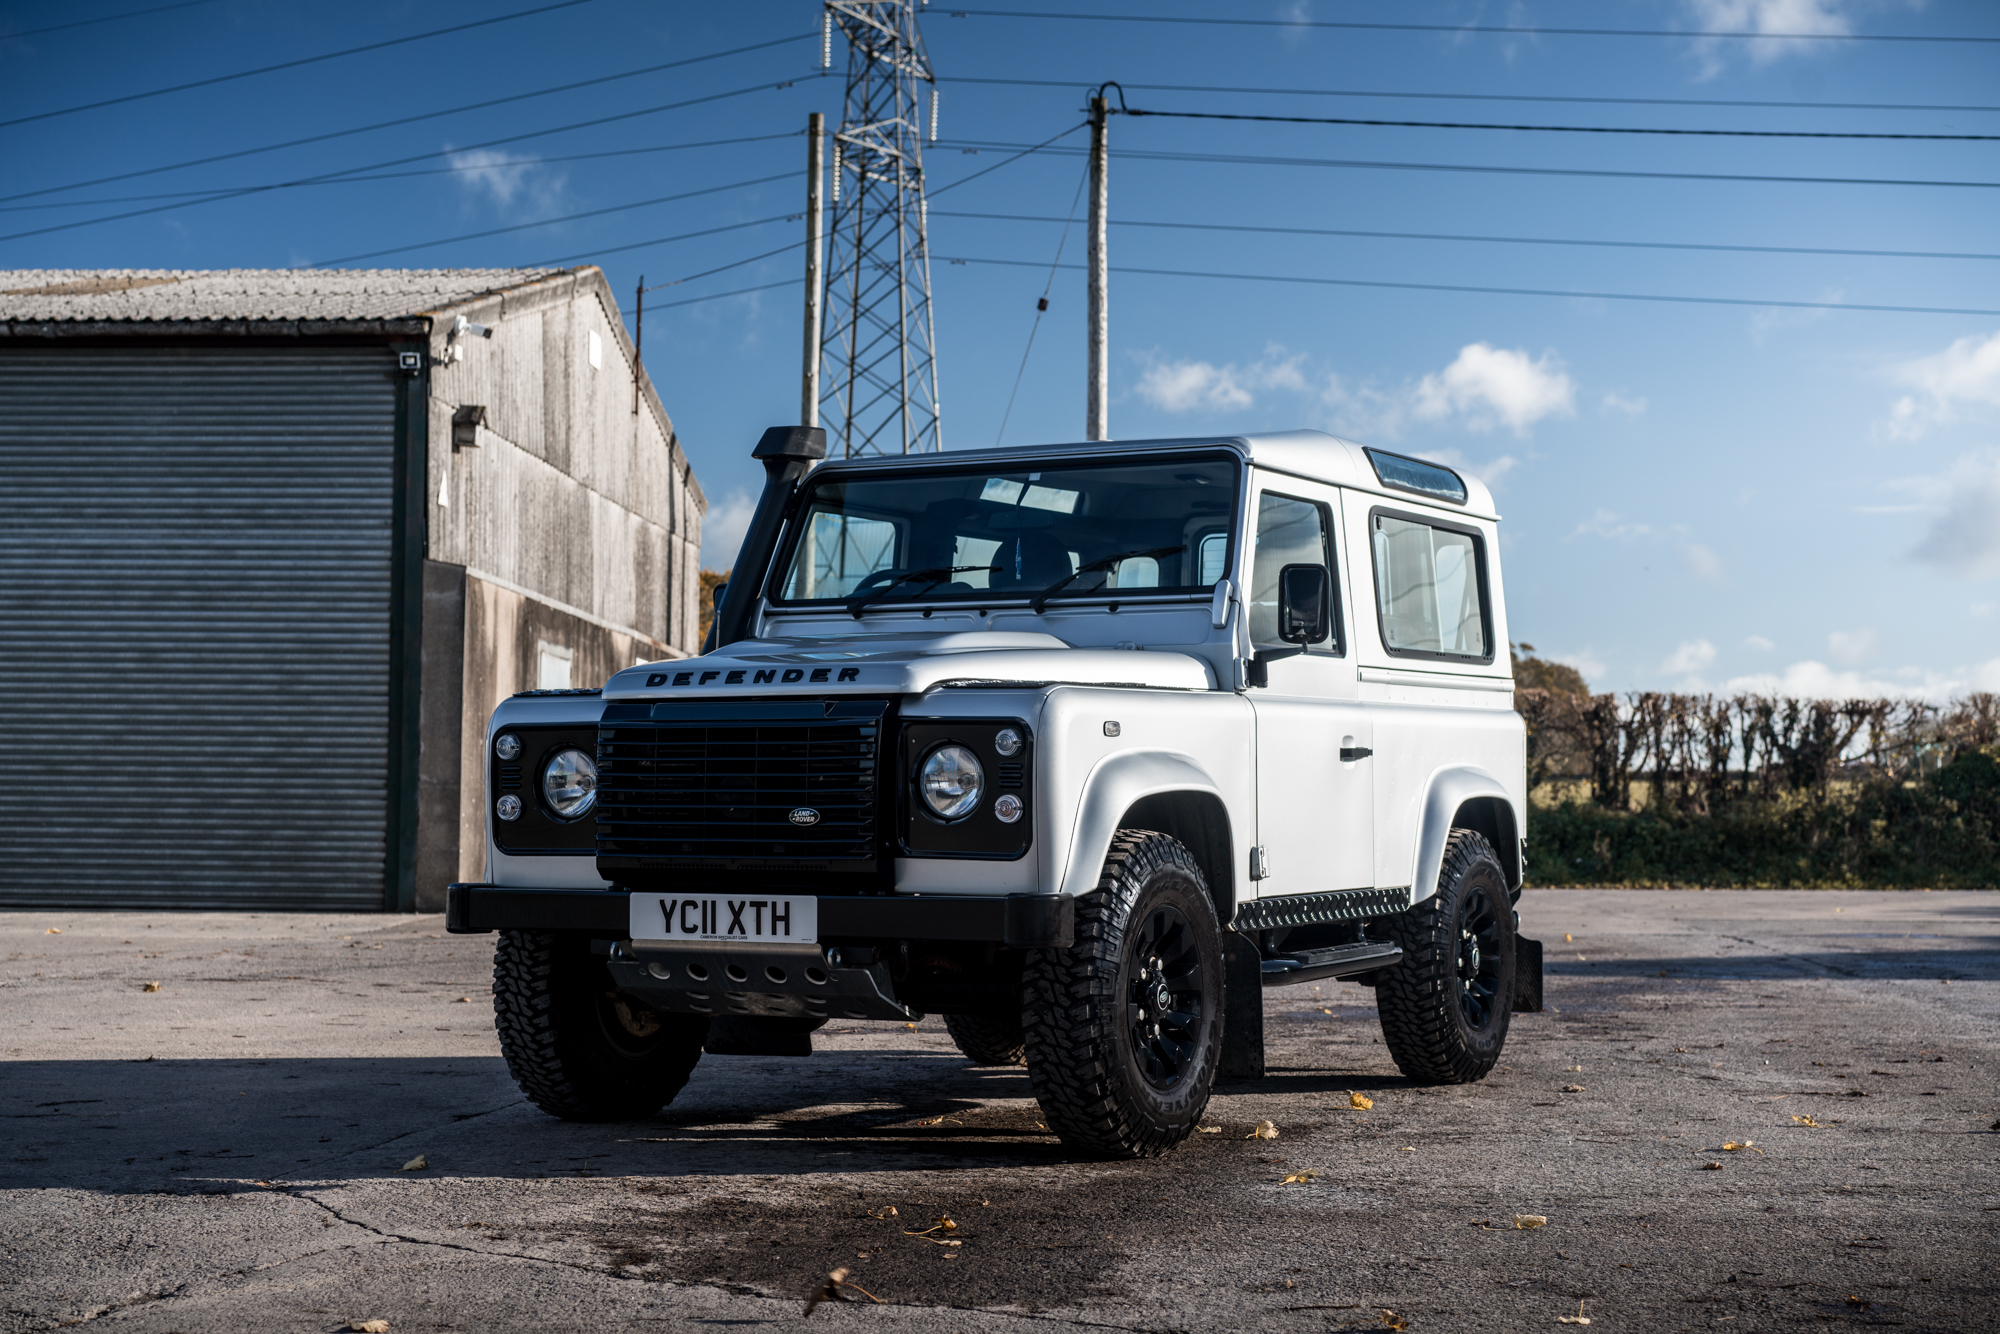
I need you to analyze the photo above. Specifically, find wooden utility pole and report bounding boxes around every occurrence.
[802,111,825,428]
[1086,90,1109,442]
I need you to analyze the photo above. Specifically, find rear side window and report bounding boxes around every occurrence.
[1369,510,1491,661]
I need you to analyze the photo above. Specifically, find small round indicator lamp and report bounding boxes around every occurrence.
[993,727,1023,757]
[494,734,523,761]
[495,794,523,821]
[993,793,1024,824]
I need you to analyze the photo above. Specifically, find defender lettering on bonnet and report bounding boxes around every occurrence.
[645,665,860,688]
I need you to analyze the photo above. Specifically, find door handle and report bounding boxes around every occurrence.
[1339,746,1373,762]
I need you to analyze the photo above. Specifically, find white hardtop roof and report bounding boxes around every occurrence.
[812,429,1498,521]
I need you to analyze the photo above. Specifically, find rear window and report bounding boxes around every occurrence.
[1369,510,1491,661]
[1365,448,1467,505]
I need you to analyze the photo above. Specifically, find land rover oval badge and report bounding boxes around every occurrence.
[789,807,821,826]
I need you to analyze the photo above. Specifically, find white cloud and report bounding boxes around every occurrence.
[1662,639,1717,674]
[1885,330,2000,438]
[1573,509,1651,541]
[1133,345,1306,413]
[1684,0,1855,76]
[699,489,756,570]
[1600,391,1648,416]
[446,147,567,216]
[1412,343,1575,436]
[1827,628,1879,665]
[1720,659,1980,702]
[1682,543,1726,582]
[1909,451,2000,579]
[1549,648,1607,683]
[1743,635,1776,651]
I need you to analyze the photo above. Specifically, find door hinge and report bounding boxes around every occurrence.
[1249,845,1271,880]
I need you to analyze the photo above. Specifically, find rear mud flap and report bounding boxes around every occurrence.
[1512,935,1544,1013]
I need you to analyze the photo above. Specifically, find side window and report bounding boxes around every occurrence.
[1248,492,1340,653]
[1370,511,1490,660]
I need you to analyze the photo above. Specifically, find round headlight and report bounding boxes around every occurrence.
[541,747,598,819]
[993,727,1023,758]
[495,794,522,822]
[919,744,984,821]
[493,733,522,761]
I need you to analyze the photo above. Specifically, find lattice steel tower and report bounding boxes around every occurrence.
[818,1,942,456]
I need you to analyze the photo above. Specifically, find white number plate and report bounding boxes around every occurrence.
[628,892,818,945]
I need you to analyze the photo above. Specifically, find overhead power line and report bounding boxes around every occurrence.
[0,34,813,205]
[942,76,2000,116]
[940,254,2000,318]
[0,133,802,213]
[945,9,2000,45]
[0,0,599,131]
[308,177,795,267]
[933,210,2000,264]
[937,138,2000,191]
[533,224,797,269]
[1117,107,2000,141]
[0,75,824,246]
[0,0,222,40]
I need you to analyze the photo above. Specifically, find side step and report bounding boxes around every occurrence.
[1260,940,1403,988]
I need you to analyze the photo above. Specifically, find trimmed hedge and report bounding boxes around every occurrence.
[1527,747,2000,888]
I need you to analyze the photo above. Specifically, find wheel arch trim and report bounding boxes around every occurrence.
[1058,750,1237,923]
[1406,765,1522,905]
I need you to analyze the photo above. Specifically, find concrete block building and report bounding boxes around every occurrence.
[0,267,705,911]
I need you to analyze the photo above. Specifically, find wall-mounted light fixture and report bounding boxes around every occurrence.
[452,404,487,451]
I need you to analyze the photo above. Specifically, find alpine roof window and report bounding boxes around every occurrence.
[1365,448,1467,506]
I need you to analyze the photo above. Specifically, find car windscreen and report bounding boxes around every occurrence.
[771,454,1240,607]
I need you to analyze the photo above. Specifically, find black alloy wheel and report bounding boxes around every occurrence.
[1375,828,1517,1085]
[1023,828,1224,1158]
[1124,903,1206,1089]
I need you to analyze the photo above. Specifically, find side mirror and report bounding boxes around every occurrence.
[1276,563,1331,645]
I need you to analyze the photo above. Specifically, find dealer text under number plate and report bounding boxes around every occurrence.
[629,893,818,945]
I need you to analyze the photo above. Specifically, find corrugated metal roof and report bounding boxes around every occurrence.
[0,267,565,323]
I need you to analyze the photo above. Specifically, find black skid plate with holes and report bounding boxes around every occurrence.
[1231,886,1411,933]
[604,954,917,1023]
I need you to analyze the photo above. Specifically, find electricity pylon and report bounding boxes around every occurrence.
[818,1,942,456]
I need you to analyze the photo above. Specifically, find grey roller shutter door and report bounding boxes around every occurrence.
[0,346,398,909]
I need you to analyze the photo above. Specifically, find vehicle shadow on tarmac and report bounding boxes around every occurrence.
[1541,945,1999,981]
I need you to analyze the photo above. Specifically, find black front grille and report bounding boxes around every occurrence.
[597,698,888,871]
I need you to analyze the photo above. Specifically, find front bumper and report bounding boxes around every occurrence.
[444,883,1075,948]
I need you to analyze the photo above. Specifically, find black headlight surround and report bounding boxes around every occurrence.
[492,727,598,854]
[899,720,1032,859]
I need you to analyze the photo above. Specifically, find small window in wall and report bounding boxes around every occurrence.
[537,640,574,690]
[587,329,603,371]
[1249,492,1339,652]
[1370,511,1491,660]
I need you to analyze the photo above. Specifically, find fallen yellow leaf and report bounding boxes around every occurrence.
[1514,1214,1548,1230]
[400,1155,428,1172]
[46,928,61,935]
[1722,1141,1761,1154]
[1281,1171,1317,1184]
[1701,1162,1723,1170]
[1197,1126,1222,1134]
[1249,1119,1279,1140]
[1558,1299,1593,1324]
[1348,1091,1374,1111]
[1564,933,1572,942]
[453,997,471,1004]
[349,1322,390,1333]
[866,1205,898,1219]
[142,982,161,993]
[1792,1115,1822,1128]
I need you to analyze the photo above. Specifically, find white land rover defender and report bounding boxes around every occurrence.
[447,426,1541,1158]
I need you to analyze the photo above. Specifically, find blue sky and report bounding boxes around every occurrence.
[4,0,1996,697]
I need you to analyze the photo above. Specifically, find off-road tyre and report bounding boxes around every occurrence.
[944,1010,1026,1066]
[1375,829,1516,1084]
[1022,829,1224,1158]
[493,930,708,1121]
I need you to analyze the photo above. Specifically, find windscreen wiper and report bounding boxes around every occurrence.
[847,565,1000,619]
[1029,545,1186,615]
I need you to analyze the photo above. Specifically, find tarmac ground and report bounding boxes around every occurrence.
[3,889,1997,1334]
